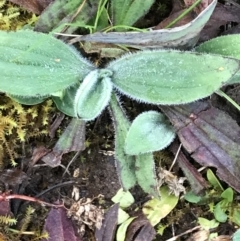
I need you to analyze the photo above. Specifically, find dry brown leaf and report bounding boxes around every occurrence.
[199,3,240,42]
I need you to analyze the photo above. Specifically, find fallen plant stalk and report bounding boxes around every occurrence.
[0,192,64,208]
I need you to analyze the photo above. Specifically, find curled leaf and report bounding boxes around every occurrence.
[74,69,113,121]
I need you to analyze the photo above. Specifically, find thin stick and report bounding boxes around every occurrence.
[0,192,64,208]
[166,225,202,241]
[169,143,182,172]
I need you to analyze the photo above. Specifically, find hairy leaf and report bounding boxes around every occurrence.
[108,50,240,105]
[7,94,47,105]
[125,111,175,155]
[196,34,240,84]
[161,101,240,193]
[52,84,79,117]
[135,153,159,198]
[109,93,137,190]
[74,69,113,121]
[0,30,95,97]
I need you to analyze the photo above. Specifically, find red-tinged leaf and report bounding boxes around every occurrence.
[42,206,82,241]
[95,203,119,241]
[8,0,53,15]
[161,101,240,193]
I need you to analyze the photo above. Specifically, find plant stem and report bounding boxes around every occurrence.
[216,90,240,112]
[165,0,202,29]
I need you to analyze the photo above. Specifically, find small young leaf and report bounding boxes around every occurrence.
[214,202,228,223]
[143,186,179,226]
[221,187,233,203]
[198,217,219,230]
[184,191,203,204]
[0,30,95,97]
[108,50,240,104]
[206,169,224,191]
[111,188,135,208]
[125,111,175,155]
[74,69,113,121]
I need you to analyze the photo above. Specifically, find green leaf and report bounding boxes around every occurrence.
[143,186,179,226]
[0,30,95,97]
[214,202,228,223]
[74,69,113,121]
[233,229,240,241]
[108,50,240,104]
[7,94,47,105]
[52,85,78,117]
[111,188,135,208]
[125,111,175,155]
[135,153,159,198]
[221,187,233,203]
[232,209,240,226]
[196,35,240,85]
[111,0,154,27]
[206,169,224,191]
[184,191,203,204]
[109,93,137,190]
[198,217,219,230]
[117,208,130,224]
[196,34,240,59]
[116,217,136,241]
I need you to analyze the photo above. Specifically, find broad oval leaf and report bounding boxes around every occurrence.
[74,69,113,121]
[0,30,95,97]
[196,34,240,84]
[196,34,240,59]
[108,50,240,104]
[125,111,175,155]
[7,94,47,105]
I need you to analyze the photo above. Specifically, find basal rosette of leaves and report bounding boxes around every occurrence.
[0,30,240,197]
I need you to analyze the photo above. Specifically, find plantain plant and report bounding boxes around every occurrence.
[0,30,240,197]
